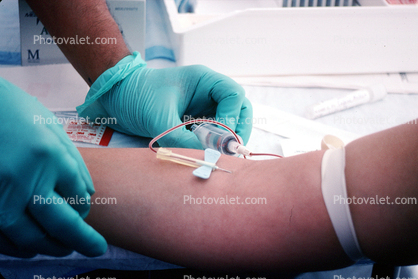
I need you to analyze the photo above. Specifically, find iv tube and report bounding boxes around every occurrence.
[148,119,282,159]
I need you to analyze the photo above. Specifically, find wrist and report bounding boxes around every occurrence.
[77,51,146,122]
[90,49,133,85]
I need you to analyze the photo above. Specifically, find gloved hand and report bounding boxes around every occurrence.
[77,52,252,149]
[0,78,107,258]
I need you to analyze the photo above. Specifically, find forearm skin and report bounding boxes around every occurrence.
[25,0,131,85]
[79,122,418,271]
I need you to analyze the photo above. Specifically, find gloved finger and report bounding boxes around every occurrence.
[0,231,36,258]
[53,150,91,219]
[234,97,253,145]
[215,93,243,134]
[28,191,107,257]
[193,68,246,133]
[146,87,203,149]
[1,212,72,257]
[62,139,95,196]
[48,122,95,196]
[65,144,95,197]
[36,126,91,219]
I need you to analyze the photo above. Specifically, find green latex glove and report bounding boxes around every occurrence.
[0,78,107,258]
[77,52,253,149]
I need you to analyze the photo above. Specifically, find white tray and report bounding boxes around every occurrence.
[163,0,418,76]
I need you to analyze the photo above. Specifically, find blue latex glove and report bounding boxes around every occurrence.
[0,78,107,258]
[77,52,252,149]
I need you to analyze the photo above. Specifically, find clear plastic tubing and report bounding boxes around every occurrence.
[191,123,239,156]
[305,84,387,120]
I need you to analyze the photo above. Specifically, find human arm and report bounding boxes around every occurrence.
[346,121,418,265]
[81,147,347,272]
[24,0,130,85]
[25,0,252,147]
[79,121,418,271]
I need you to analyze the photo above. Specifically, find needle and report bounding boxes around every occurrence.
[156,148,232,174]
[214,166,232,173]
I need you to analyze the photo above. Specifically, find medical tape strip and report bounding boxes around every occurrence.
[321,147,364,262]
[54,111,114,146]
[61,119,113,146]
[64,121,113,146]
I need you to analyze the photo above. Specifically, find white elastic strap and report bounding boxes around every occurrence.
[321,147,364,262]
